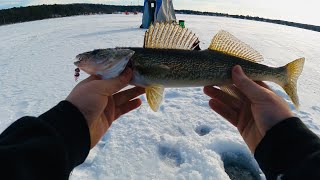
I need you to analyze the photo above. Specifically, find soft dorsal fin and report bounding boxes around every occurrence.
[209,30,263,62]
[144,22,200,50]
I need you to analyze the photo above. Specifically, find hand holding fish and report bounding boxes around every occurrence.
[66,68,145,148]
[204,65,293,153]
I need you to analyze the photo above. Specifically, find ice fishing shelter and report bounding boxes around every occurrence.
[141,0,176,28]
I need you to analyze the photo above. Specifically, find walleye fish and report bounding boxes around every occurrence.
[74,23,305,111]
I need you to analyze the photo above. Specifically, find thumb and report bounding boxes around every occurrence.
[98,68,133,95]
[232,65,266,100]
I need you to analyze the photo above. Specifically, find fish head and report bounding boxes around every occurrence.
[74,48,135,79]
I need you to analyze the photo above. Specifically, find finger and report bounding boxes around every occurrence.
[77,75,100,86]
[232,65,268,101]
[113,87,145,106]
[115,98,142,119]
[105,96,115,126]
[203,86,218,98]
[209,99,238,127]
[255,81,271,90]
[237,102,252,133]
[204,86,242,111]
[96,68,133,96]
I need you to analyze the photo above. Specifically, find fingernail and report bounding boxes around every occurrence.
[127,68,133,75]
[232,65,244,84]
[210,99,218,107]
[121,68,130,76]
[233,65,242,76]
[120,68,132,81]
[203,86,210,93]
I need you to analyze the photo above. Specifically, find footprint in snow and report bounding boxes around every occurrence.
[312,106,320,114]
[195,125,212,136]
[158,144,184,167]
[164,90,181,99]
[221,152,262,180]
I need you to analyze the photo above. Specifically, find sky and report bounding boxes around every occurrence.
[0,0,319,26]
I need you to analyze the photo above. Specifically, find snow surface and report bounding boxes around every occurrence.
[0,14,320,179]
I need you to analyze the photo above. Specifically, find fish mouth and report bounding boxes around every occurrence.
[73,59,82,67]
[74,54,87,67]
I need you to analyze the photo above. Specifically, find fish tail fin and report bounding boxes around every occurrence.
[282,58,305,109]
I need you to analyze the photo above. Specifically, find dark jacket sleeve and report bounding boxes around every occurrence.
[254,117,320,180]
[0,101,91,180]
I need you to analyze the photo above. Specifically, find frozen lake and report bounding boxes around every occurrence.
[0,14,319,179]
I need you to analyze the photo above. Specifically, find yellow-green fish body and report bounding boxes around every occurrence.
[130,48,287,87]
[74,23,304,111]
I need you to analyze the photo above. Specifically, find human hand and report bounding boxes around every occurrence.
[66,68,145,148]
[204,65,293,152]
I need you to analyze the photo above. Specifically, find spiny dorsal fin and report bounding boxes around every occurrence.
[209,30,263,62]
[146,85,165,112]
[144,22,200,50]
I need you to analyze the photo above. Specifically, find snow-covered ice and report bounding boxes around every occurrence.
[0,14,320,179]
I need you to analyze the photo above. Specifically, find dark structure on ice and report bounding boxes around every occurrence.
[140,0,176,29]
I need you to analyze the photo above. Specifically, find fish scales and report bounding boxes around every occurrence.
[129,47,284,87]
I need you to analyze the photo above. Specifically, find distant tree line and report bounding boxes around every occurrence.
[0,4,319,32]
[0,4,141,25]
[176,10,320,32]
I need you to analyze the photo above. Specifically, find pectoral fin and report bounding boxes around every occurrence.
[146,85,165,112]
[219,85,242,99]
